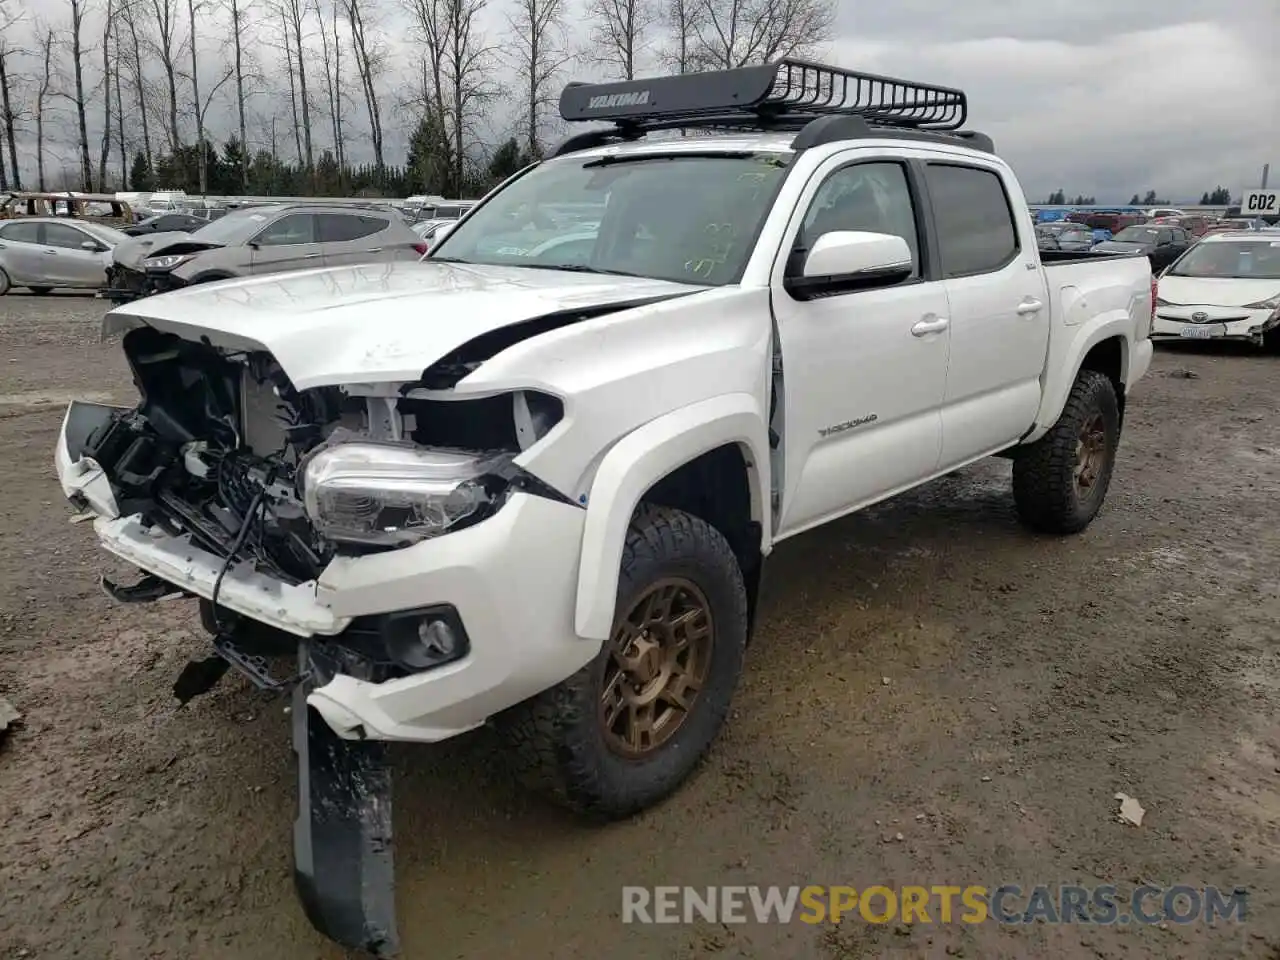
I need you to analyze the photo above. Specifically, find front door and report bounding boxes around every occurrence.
[771,156,950,539]
[40,222,110,287]
[248,213,324,274]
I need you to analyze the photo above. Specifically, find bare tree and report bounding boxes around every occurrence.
[98,0,116,190]
[0,39,19,189]
[343,0,385,171]
[145,0,184,151]
[112,15,127,184]
[586,0,658,80]
[690,0,833,69]
[316,1,345,168]
[225,0,251,188]
[120,0,154,171]
[444,0,498,190]
[277,0,315,175]
[660,0,698,73]
[278,7,302,162]
[182,0,234,192]
[403,0,450,167]
[61,0,95,191]
[507,0,570,158]
[35,27,55,189]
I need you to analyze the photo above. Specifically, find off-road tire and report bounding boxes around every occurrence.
[0,268,10,295]
[497,505,748,819]
[29,286,53,296]
[1012,369,1120,534]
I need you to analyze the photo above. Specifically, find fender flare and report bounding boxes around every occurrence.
[573,393,771,641]
[1033,314,1132,434]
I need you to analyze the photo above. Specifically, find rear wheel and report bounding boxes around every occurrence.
[1012,370,1120,534]
[498,506,747,818]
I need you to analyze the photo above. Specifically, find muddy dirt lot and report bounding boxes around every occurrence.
[1,292,1277,960]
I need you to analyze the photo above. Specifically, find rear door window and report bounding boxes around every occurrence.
[0,221,42,244]
[924,163,1020,277]
[317,213,387,243]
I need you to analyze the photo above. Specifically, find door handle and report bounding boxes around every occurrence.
[303,253,321,259]
[911,316,950,337]
[366,247,383,253]
[44,249,58,255]
[1016,298,1044,315]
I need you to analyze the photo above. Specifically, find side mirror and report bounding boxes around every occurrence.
[429,223,455,247]
[785,231,914,300]
[81,240,101,251]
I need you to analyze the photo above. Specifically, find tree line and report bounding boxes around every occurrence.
[0,0,835,199]
[1044,187,1240,207]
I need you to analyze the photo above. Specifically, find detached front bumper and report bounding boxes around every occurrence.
[1152,306,1278,344]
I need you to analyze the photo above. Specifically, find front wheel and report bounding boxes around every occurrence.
[1012,369,1120,534]
[498,506,748,819]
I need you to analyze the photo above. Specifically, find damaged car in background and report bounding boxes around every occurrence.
[56,59,1154,956]
[103,202,429,304]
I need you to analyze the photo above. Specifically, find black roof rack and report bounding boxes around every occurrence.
[552,58,993,158]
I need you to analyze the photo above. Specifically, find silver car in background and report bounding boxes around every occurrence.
[0,217,128,295]
[103,203,431,304]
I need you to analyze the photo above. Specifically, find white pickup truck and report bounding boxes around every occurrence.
[55,60,1153,955]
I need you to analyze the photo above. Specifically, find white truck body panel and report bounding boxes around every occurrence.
[56,130,1153,745]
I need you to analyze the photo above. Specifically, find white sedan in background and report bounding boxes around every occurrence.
[0,217,127,295]
[1153,231,1280,349]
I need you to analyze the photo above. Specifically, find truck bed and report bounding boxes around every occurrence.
[1040,248,1142,267]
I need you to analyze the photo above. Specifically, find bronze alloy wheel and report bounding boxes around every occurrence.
[600,577,714,758]
[1074,413,1107,496]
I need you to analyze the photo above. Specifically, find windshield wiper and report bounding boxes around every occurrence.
[582,150,774,168]
[537,264,650,278]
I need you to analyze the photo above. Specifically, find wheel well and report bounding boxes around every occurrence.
[1080,336,1126,422]
[639,443,764,636]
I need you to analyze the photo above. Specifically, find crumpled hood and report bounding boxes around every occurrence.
[112,231,218,269]
[102,260,705,389]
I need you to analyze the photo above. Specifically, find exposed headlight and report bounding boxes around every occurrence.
[1242,293,1280,310]
[300,441,514,547]
[142,253,193,270]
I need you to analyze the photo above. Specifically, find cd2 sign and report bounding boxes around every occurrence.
[1242,189,1278,216]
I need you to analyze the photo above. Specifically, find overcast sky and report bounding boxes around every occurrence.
[12,0,1278,201]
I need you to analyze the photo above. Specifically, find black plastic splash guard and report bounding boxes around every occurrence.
[292,649,399,956]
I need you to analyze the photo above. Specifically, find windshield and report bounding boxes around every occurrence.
[189,206,283,244]
[82,223,130,245]
[1112,227,1159,243]
[430,152,792,285]
[1168,240,1280,280]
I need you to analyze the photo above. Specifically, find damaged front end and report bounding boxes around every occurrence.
[58,325,567,956]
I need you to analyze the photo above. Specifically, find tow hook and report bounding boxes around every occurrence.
[292,644,399,955]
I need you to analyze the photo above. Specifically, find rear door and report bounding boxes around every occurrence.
[0,220,47,283]
[317,212,398,266]
[247,213,323,274]
[925,160,1050,467]
[40,222,111,288]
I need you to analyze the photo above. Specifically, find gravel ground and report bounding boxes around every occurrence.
[1,291,1278,960]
